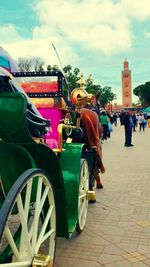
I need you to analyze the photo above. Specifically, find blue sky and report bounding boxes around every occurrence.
[0,0,39,38]
[1,0,150,104]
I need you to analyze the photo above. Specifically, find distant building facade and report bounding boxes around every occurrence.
[121,60,132,108]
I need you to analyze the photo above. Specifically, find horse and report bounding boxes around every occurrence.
[79,107,105,190]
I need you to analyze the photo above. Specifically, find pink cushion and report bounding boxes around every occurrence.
[38,107,64,148]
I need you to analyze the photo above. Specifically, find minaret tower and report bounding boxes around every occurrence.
[121,60,132,107]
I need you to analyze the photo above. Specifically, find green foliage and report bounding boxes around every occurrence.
[85,75,101,95]
[85,75,116,107]
[62,65,80,98]
[63,65,80,91]
[133,82,150,106]
[98,86,116,108]
[47,64,59,71]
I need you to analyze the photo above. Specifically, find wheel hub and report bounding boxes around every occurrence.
[86,190,96,201]
[32,254,52,267]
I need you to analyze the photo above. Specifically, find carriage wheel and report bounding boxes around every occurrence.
[0,169,56,266]
[76,159,89,233]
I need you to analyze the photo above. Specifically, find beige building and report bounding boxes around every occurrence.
[121,60,132,108]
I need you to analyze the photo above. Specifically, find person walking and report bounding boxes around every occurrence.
[106,111,112,138]
[147,112,150,128]
[138,113,145,132]
[132,111,137,132]
[100,111,109,142]
[113,113,118,126]
[123,110,134,147]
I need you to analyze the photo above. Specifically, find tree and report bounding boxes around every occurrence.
[17,57,44,71]
[85,74,102,95]
[63,65,80,91]
[85,75,116,107]
[47,64,52,71]
[62,66,116,107]
[97,86,116,108]
[32,57,44,71]
[18,57,32,71]
[47,64,59,71]
[133,82,150,106]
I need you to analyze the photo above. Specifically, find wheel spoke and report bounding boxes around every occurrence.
[36,228,55,253]
[79,198,87,222]
[79,193,86,199]
[0,261,31,267]
[17,194,33,256]
[42,228,55,244]
[35,205,54,253]
[19,179,33,253]
[4,226,20,261]
[31,176,43,249]
[24,179,33,219]
[39,186,50,214]
[28,185,50,241]
[76,160,89,232]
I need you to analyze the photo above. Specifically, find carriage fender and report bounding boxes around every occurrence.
[59,142,84,235]
[0,140,36,197]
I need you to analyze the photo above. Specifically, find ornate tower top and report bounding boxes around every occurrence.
[122,59,132,107]
[124,59,129,70]
[76,74,85,89]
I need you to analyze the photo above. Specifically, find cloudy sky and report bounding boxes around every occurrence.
[1,0,150,104]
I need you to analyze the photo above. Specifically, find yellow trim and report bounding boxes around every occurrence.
[32,254,52,267]
[32,138,43,144]
[0,177,6,197]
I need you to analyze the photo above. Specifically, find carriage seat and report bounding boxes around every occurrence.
[38,107,64,149]
[27,109,50,138]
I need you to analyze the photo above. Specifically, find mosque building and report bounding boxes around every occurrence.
[121,59,132,108]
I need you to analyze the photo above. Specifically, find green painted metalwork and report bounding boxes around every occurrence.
[60,142,84,236]
[0,92,84,240]
[0,92,36,202]
[0,92,34,144]
[0,92,71,237]
[0,141,36,199]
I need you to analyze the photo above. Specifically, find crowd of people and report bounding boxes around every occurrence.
[99,110,118,142]
[97,109,150,190]
[99,109,150,146]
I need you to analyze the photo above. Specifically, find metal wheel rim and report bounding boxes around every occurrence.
[78,160,89,231]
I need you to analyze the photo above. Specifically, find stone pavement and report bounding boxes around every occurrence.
[54,124,150,267]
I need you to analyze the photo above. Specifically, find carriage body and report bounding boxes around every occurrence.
[0,68,97,266]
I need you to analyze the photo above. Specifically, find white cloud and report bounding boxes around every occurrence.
[0,24,22,44]
[144,31,150,38]
[2,0,150,64]
[121,0,150,20]
[3,37,79,69]
[34,0,133,55]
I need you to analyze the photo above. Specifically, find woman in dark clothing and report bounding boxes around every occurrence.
[119,111,125,125]
[132,112,137,132]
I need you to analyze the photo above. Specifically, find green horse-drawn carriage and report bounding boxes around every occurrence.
[0,67,99,266]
